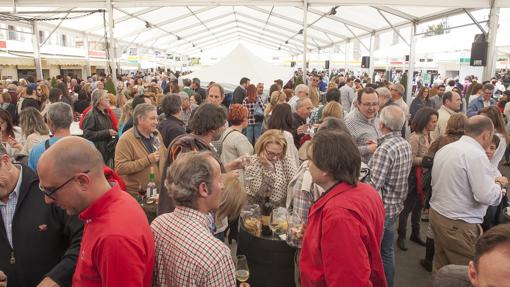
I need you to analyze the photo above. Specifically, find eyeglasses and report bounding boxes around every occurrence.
[360,102,379,107]
[265,150,283,158]
[40,170,89,200]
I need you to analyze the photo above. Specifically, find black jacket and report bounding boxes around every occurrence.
[82,106,114,162]
[157,115,186,148]
[232,86,246,104]
[0,165,83,287]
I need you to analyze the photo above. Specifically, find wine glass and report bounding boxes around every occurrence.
[235,255,250,283]
[269,207,288,239]
[138,184,147,207]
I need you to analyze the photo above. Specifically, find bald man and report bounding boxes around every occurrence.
[38,137,154,287]
[430,115,508,270]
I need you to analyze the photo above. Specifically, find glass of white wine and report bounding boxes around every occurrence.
[269,207,288,239]
[235,255,250,283]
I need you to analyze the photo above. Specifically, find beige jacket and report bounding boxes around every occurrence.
[431,105,456,141]
[114,127,167,195]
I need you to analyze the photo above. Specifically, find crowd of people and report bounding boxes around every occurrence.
[0,68,509,287]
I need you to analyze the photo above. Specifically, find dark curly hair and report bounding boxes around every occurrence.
[190,103,227,135]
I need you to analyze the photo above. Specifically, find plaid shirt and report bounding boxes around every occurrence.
[242,96,265,125]
[0,165,22,248]
[151,206,236,287]
[344,109,381,163]
[369,131,412,218]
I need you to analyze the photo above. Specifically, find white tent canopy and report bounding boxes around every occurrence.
[183,44,294,91]
[1,0,507,57]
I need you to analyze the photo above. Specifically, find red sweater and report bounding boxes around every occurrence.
[300,182,387,287]
[73,184,154,287]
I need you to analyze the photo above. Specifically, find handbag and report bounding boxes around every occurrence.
[254,102,264,122]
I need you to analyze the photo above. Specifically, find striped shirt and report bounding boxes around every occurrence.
[0,165,22,247]
[344,108,381,163]
[151,206,235,287]
[369,131,413,219]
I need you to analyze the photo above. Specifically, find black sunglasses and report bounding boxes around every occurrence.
[40,170,89,200]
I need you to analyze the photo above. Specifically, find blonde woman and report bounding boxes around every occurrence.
[215,173,247,241]
[320,101,343,122]
[262,91,287,132]
[118,99,133,138]
[244,129,297,207]
[38,83,50,112]
[12,107,50,155]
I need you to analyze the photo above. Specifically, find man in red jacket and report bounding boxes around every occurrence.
[300,129,387,287]
[37,136,154,287]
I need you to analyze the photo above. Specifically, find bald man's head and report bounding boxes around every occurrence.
[465,115,494,149]
[38,136,104,179]
[466,115,494,137]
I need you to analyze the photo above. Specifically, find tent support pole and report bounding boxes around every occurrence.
[302,0,308,84]
[31,21,43,80]
[483,4,499,81]
[406,23,416,104]
[369,32,375,79]
[106,0,118,84]
[84,32,91,78]
[344,40,349,73]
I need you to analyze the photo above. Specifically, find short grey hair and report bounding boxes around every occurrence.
[393,84,405,96]
[47,102,73,130]
[91,89,107,107]
[376,87,391,99]
[133,103,156,126]
[178,91,189,101]
[380,105,405,131]
[165,151,214,208]
[296,97,312,110]
[294,84,309,96]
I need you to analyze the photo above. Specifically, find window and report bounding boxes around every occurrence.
[61,34,67,47]
[8,25,16,41]
[374,34,380,50]
[38,30,45,44]
[392,30,399,45]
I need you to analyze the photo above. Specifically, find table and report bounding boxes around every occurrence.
[237,225,296,287]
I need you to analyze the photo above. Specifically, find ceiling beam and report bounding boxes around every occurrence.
[240,34,297,55]
[241,29,301,53]
[307,7,374,32]
[235,11,331,44]
[88,7,162,32]
[132,11,234,46]
[167,22,238,49]
[237,20,310,47]
[116,5,213,39]
[246,6,348,40]
[3,0,492,8]
[371,6,418,22]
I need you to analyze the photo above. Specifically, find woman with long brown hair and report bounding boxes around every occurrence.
[478,106,509,168]
[409,87,433,123]
[242,84,265,145]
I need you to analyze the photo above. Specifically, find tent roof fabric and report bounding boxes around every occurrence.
[183,44,294,90]
[0,0,505,56]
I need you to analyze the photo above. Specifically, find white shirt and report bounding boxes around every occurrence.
[430,136,502,224]
[0,165,22,247]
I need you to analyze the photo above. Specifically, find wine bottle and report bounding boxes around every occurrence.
[261,196,272,236]
[146,167,157,203]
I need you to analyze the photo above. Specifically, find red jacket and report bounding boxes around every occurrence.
[73,184,154,287]
[300,182,387,287]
